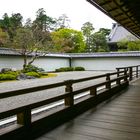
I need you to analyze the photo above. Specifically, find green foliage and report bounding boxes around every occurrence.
[55,67,85,72]
[13,28,34,50]
[39,72,48,76]
[81,23,109,52]
[127,41,140,51]
[74,67,85,71]
[90,32,109,52]
[117,39,128,51]
[51,28,86,53]
[81,22,95,52]
[117,39,140,51]
[3,71,19,76]
[0,28,9,46]
[98,28,111,36]
[25,72,41,78]
[81,22,94,37]
[55,67,74,72]
[0,73,17,80]
[0,70,19,81]
[0,13,23,41]
[34,8,56,31]
[23,65,44,73]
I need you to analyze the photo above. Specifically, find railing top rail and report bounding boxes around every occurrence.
[116,65,140,69]
[0,93,70,119]
[0,70,125,99]
[0,74,128,120]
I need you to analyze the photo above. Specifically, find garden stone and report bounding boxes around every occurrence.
[17,73,36,80]
[27,76,36,79]
[17,73,28,80]
[1,68,12,73]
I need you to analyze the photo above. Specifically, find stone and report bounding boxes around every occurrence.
[1,68,12,73]
[17,73,27,80]
[17,73,36,80]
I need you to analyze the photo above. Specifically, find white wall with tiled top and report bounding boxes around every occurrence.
[71,57,140,70]
[0,56,70,71]
[0,55,140,71]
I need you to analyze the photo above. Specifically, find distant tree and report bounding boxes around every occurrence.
[127,41,140,51]
[12,26,53,69]
[0,13,23,41]
[91,32,109,52]
[117,39,128,51]
[51,28,86,53]
[117,39,140,51]
[55,14,70,29]
[98,28,111,36]
[33,8,56,31]
[0,28,9,47]
[81,22,94,52]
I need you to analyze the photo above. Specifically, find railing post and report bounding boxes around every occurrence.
[106,73,111,89]
[116,68,120,78]
[64,80,74,106]
[136,66,138,78]
[129,67,133,81]
[116,68,120,85]
[124,68,128,82]
[90,87,97,96]
[17,109,31,127]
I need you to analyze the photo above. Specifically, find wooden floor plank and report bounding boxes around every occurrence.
[76,119,140,134]
[36,78,140,140]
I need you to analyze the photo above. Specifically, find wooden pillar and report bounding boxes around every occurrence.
[69,57,72,68]
[129,67,133,81]
[17,109,31,127]
[116,68,120,78]
[106,73,111,89]
[64,80,74,106]
[136,66,138,78]
[90,87,97,96]
[116,68,120,85]
[124,69,128,82]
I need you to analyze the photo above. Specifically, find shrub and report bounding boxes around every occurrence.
[0,74,17,80]
[24,65,44,73]
[64,67,74,71]
[55,67,85,72]
[3,71,19,76]
[74,67,85,71]
[55,67,74,72]
[1,68,12,73]
[39,72,48,76]
[25,72,41,78]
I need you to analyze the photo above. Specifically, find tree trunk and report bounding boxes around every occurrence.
[23,55,27,69]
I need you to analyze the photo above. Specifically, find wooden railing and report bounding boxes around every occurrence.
[116,65,140,81]
[0,66,140,139]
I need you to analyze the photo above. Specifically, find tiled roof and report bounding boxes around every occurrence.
[69,52,140,58]
[1,48,140,58]
[108,23,138,43]
[0,48,20,56]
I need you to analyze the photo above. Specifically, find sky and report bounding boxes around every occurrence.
[0,0,115,31]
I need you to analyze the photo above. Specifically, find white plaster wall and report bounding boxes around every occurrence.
[0,55,140,71]
[0,56,23,70]
[33,57,70,71]
[71,57,140,70]
[0,56,70,71]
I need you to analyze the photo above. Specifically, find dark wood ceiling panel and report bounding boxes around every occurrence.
[87,0,140,38]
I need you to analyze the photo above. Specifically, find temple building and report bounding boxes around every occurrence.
[108,23,138,51]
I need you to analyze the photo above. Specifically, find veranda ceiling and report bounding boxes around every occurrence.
[87,0,140,38]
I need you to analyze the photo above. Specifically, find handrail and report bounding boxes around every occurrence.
[0,65,139,138]
[116,65,140,81]
[0,70,126,99]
